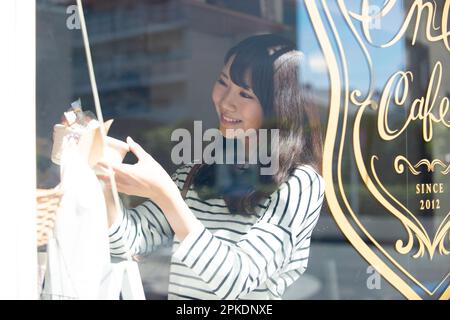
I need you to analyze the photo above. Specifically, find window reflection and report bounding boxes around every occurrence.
[36,0,449,299]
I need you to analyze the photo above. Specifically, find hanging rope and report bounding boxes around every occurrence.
[76,0,123,235]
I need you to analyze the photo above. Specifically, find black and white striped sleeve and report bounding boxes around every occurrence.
[107,165,194,259]
[108,198,175,259]
[172,166,325,299]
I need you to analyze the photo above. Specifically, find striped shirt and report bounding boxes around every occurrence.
[108,164,325,300]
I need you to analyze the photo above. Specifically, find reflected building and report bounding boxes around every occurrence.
[71,0,292,136]
[38,0,295,175]
[403,0,450,218]
[37,1,74,188]
[35,0,306,173]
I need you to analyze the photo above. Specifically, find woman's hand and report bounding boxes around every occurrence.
[97,136,202,240]
[96,137,178,201]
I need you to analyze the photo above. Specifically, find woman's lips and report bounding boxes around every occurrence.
[220,114,242,125]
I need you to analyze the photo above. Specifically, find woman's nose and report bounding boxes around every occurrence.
[219,91,237,112]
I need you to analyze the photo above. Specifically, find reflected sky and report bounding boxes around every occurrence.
[297,0,406,92]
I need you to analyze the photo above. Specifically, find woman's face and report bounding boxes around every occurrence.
[212,57,264,138]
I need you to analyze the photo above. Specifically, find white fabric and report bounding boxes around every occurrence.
[42,143,111,299]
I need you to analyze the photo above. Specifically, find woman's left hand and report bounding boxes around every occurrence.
[96,137,178,201]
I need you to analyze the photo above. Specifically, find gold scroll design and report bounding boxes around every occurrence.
[394,156,450,175]
[371,156,449,259]
[305,0,450,299]
[346,7,450,295]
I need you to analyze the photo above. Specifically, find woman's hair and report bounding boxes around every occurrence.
[193,34,323,215]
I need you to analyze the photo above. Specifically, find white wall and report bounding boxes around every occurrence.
[0,0,37,299]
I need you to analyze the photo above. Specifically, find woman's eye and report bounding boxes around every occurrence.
[217,78,227,86]
[240,92,253,99]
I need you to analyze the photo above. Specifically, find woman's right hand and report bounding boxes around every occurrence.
[96,137,179,202]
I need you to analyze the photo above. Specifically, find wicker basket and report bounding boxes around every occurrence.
[36,186,62,247]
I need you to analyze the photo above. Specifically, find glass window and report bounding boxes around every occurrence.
[36,0,449,300]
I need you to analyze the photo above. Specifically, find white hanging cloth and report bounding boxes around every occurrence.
[42,142,111,299]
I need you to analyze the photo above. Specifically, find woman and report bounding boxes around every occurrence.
[99,34,325,300]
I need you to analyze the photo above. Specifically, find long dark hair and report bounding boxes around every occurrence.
[192,34,323,215]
